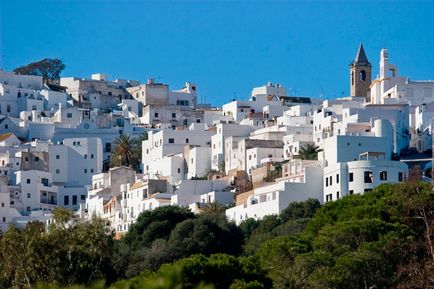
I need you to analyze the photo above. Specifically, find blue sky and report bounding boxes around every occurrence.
[2,1,434,105]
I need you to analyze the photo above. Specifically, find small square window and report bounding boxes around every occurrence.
[27,193,31,198]
[56,169,60,174]
[90,154,94,159]
[26,179,31,184]
[349,172,354,182]
[168,138,174,144]
[364,171,373,183]
[56,155,60,159]
[84,154,88,159]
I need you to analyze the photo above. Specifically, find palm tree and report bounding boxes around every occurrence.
[110,134,141,170]
[298,144,323,160]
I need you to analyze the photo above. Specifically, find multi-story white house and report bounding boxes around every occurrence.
[322,132,408,203]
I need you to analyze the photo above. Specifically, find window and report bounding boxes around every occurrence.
[64,196,69,206]
[336,174,339,184]
[349,190,354,195]
[84,169,87,173]
[329,176,332,186]
[84,154,88,159]
[326,194,333,202]
[35,157,39,162]
[4,124,8,129]
[177,168,181,173]
[66,112,73,118]
[56,169,60,174]
[32,105,37,110]
[81,195,86,201]
[399,172,404,182]
[1,202,4,207]
[56,155,60,159]
[196,119,201,123]
[25,157,29,162]
[72,195,77,205]
[105,143,111,152]
[2,217,5,222]
[349,172,354,182]
[360,70,366,81]
[27,193,31,198]
[90,169,94,173]
[91,154,94,159]
[26,179,31,184]
[380,171,387,180]
[26,206,30,211]
[154,112,159,118]
[325,177,329,187]
[185,138,189,143]
[172,113,176,118]
[6,104,11,113]
[168,138,174,144]
[41,178,49,186]
[364,171,373,183]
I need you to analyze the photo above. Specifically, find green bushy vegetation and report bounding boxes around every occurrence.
[2,182,434,288]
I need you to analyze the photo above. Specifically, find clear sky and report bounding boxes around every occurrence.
[1,1,434,105]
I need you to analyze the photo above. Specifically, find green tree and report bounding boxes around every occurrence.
[110,134,141,171]
[280,198,321,222]
[297,144,322,160]
[122,206,195,250]
[13,58,65,83]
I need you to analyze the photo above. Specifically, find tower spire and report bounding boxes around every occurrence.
[354,43,369,64]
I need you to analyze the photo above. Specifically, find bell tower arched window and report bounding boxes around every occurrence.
[359,70,366,81]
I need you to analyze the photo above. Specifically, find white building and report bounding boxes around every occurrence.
[322,134,408,203]
[226,159,323,224]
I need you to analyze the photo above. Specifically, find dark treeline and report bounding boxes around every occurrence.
[1,181,433,289]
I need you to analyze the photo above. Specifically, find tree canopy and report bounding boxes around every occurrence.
[13,58,65,83]
[3,182,434,288]
[297,144,322,160]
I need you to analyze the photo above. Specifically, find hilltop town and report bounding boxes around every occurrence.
[0,44,432,233]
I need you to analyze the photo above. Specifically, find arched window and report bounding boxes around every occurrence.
[360,70,366,81]
[351,71,355,85]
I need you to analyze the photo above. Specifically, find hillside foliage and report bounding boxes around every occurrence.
[1,181,433,288]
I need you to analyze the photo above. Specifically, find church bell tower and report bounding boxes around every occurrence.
[350,43,372,100]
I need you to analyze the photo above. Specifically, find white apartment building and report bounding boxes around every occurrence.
[211,123,252,170]
[60,73,139,110]
[322,134,408,203]
[142,126,215,181]
[226,159,323,224]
